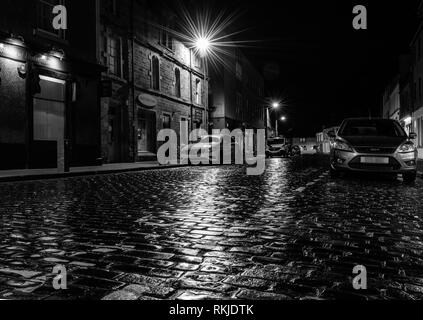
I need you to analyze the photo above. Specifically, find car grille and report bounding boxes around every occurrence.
[348,156,401,171]
[354,146,397,154]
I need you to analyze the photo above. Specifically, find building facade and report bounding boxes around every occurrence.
[382,76,401,121]
[411,2,423,159]
[0,0,102,170]
[209,48,265,132]
[399,55,413,135]
[99,0,209,163]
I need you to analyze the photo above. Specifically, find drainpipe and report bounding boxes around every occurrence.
[190,49,193,132]
[130,0,137,162]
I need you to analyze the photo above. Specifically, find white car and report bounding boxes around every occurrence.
[181,135,239,165]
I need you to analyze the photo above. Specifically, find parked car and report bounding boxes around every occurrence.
[329,118,418,182]
[266,138,287,158]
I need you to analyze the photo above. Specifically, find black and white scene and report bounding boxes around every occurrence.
[1,0,423,308]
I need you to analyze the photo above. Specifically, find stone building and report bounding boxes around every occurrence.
[382,76,401,121]
[99,0,209,163]
[209,48,265,132]
[0,0,102,170]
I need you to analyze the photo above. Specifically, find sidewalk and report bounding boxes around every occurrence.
[0,162,187,183]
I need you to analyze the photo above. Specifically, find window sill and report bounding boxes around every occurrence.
[103,73,128,83]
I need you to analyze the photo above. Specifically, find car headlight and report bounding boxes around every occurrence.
[334,140,354,152]
[397,142,416,153]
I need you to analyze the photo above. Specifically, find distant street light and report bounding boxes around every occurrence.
[272,102,280,109]
[281,116,287,121]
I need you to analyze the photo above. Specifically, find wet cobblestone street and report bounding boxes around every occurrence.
[1,156,423,300]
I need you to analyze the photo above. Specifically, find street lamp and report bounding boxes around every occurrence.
[192,37,211,132]
[275,116,287,137]
[195,37,211,58]
[264,102,280,139]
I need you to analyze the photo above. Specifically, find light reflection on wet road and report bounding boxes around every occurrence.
[0,156,423,300]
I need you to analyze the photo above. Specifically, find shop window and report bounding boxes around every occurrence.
[33,76,66,141]
[175,68,181,98]
[151,56,160,90]
[37,0,66,39]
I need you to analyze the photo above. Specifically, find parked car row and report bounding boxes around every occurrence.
[266,138,302,158]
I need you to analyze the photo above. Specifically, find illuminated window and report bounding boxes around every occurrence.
[37,0,66,39]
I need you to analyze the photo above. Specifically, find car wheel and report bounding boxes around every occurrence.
[330,167,340,178]
[403,172,417,183]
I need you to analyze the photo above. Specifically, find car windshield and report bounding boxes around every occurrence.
[268,139,285,145]
[339,120,407,137]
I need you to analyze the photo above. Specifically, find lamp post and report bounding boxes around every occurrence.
[264,102,279,140]
[193,37,211,132]
[276,116,287,138]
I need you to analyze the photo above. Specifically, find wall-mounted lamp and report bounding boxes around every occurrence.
[50,48,65,61]
[17,63,27,78]
[9,34,25,46]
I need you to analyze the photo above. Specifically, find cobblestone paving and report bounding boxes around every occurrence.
[1,156,423,300]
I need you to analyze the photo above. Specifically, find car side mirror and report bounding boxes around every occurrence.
[409,132,417,139]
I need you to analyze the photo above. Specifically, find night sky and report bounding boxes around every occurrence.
[174,0,421,136]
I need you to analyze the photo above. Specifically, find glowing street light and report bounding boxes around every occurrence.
[272,102,280,109]
[195,37,211,57]
[280,116,287,121]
